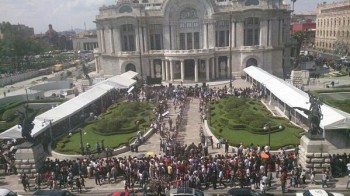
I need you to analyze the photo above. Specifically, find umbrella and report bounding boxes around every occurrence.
[146,151,154,157]
[261,153,269,159]
[111,191,129,196]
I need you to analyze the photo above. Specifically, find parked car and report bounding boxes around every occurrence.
[32,190,76,196]
[227,188,274,196]
[167,188,204,196]
[296,189,344,196]
[0,189,20,196]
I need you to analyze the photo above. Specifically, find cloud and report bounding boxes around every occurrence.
[0,0,114,33]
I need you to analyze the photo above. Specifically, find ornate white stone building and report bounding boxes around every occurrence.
[95,0,291,82]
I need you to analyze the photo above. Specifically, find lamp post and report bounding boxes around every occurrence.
[229,12,233,87]
[69,128,86,155]
[137,6,144,86]
[263,123,283,148]
[263,123,272,147]
[207,107,211,126]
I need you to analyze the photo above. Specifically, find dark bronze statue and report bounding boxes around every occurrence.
[293,94,323,137]
[308,95,323,136]
[17,105,39,142]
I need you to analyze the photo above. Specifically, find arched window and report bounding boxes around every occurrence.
[215,20,230,47]
[125,63,136,72]
[246,58,258,67]
[178,8,200,50]
[244,17,260,46]
[119,5,132,13]
[121,24,136,51]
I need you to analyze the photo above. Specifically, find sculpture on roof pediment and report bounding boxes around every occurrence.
[180,8,198,19]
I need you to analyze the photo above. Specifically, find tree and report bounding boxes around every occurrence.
[333,41,348,56]
[0,22,50,71]
[292,30,306,69]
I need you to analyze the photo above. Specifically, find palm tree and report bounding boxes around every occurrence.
[292,31,306,69]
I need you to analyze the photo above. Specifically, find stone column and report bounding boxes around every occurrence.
[268,19,273,46]
[135,26,140,52]
[203,22,208,49]
[162,60,166,80]
[236,21,244,47]
[114,26,121,52]
[181,60,185,82]
[151,60,155,78]
[110,27,115,54]
[208,22,216,48]
[170,60,174,82]
[165,60,169,81]
[211,58,215,79]
[163,24,170,49]
[206,59,210,81]
[195,59,199,82]
[101,29,106,53]
[231,21,236,48]
[260,20,268,46]
[143,26,148,52]
[227,56,230,79]
[216,57,220,78]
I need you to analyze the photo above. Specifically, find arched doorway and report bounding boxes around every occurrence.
[125,63,136,72]
[246,58,258,67]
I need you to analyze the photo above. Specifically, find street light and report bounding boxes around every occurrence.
[69,128,86,155]
[207,107,211,126]
[263,123,283,148]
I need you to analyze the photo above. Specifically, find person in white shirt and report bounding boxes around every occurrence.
[264,144,270,153]
[260,182,266,193]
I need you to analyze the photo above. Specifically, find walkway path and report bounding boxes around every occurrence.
[176,98,201,145]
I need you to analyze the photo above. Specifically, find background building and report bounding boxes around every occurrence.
[95,0,291,81]
[315,0,350,55]
[72,31,98,52]
[291,13,316,52]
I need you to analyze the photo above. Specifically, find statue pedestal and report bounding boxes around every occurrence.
[15,142,46,178]
[299,135,330,174]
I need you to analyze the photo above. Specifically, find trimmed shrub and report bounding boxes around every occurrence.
[2,109,17,122]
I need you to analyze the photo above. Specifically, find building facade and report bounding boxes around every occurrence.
[95,0,291,82]
[72,36,99,52]
[315,0,350,55]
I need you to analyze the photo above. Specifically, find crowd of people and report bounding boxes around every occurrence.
[1,83,350,195]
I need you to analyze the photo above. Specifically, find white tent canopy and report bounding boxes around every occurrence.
[120,71,139,79]
[0,71,138,140]
[244,66,350,130]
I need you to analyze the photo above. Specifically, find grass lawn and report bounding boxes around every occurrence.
[54,128,137,155]
[209,97,303,150]
[54,101,154,155]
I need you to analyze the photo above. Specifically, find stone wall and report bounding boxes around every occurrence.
[299,135,330,174]
[15,143,46,178]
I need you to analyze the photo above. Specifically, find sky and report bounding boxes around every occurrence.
[0,0,344,34]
